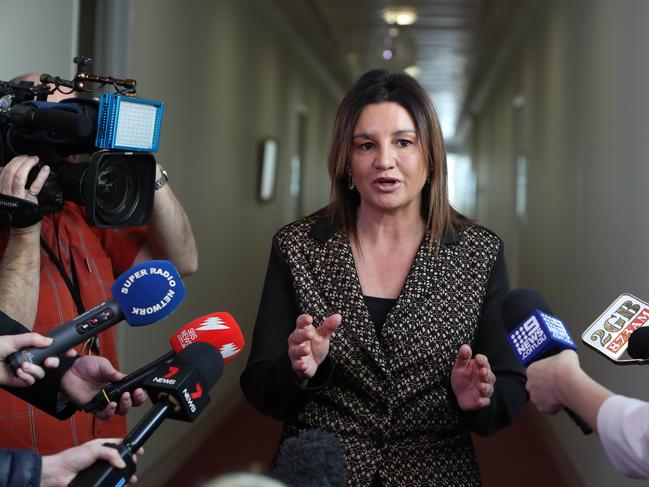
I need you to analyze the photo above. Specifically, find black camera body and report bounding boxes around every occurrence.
[0,58,162,228]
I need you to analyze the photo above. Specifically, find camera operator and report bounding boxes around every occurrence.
[0,158,144,418]
[0,73,198,455]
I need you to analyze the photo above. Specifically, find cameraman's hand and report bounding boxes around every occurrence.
[60,356,148,419]
[0,155,49,204]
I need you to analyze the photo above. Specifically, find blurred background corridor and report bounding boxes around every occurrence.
[2,0,648,485]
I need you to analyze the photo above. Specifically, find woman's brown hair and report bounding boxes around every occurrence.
[327,69,468,246]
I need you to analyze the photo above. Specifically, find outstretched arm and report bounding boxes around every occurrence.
[462,241,527,435]
[41,438,143,486]
[0,156,50,329]
[133,165,197,276]
[526,350,611,431]
[60,355,148,420]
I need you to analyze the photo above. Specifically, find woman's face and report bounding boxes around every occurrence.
[350,102,428,216]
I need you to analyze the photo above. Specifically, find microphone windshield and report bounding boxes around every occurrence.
[628,327,649,359]
[111,260,186,325]
[169,312,245,362]
[32,108,93,137]
[501,288,552,332]
[175,342,224,391]
[271,429,347,487]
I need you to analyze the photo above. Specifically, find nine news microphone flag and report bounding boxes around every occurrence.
[501,288,592,434]
[70,342,224,487]
[7,259,185,373]
[82,312,244,413]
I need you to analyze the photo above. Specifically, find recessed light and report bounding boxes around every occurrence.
[382,7,417,26]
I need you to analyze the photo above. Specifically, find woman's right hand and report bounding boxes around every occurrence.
[288,313,341,380]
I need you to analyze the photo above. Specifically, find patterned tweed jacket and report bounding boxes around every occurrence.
[241,214,527,486]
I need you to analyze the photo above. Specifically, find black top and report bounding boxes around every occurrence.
[364,296,396,335]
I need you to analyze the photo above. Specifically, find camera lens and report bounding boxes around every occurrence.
[81,151,156,227]
[95,159,139,224]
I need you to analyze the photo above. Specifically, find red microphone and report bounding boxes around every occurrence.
[169,312,244,362]
[82,312,244,412]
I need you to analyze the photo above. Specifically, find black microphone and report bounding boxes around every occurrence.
[7,260,185,374]
[69,342,224,487]
[628,327,649,359]
[7,103,92,138]
[82,312,245,413]
[271,429,347,487]
[502,288,593,434]
[81,351,175,413]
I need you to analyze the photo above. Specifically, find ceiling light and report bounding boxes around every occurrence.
[382,49,393,60]
[382,7,417,26]
[388,27,399,38]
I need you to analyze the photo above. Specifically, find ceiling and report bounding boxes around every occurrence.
[269,0,533,144]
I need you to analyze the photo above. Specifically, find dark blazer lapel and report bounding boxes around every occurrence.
[386,233,454,319]
[310,219,388,375]
[383,231,461,360]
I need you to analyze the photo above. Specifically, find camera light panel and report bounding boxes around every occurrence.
[96,93,164,152]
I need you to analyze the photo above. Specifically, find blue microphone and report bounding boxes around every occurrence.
[8,259,185,373]
[501,288,592,434]
[504,298,577,367]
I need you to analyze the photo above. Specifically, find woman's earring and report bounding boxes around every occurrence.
[348,173,355,191]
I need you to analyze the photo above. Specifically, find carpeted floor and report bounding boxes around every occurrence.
[164,400,581,486]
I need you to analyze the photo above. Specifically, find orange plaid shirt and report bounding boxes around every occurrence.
[0,202,146,454]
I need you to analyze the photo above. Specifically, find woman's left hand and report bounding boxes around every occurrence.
[450,344,496,412]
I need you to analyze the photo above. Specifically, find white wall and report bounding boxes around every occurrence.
[117,1,338,484]
[0,0,79,79]
[1,0,338,483]
[469,0,649,485]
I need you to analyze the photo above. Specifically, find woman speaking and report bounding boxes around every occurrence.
[241,69,526,486]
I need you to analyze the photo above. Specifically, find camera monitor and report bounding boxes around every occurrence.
[96,93,164,153]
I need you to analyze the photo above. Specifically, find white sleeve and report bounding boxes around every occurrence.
[597,394,649,478]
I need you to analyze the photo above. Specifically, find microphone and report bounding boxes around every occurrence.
[580,293,649,364]
[82,312,244,412]
[271,429,347,487]
[501,288,592,434]
[627,326,649,360]
[169,311,244,361]
[69,342,224,487]
[7,101,93,138]
[7,260,185,373]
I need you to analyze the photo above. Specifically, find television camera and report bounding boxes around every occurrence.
[0,57,164,228]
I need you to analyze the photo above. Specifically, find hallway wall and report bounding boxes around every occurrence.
[117,1,340,483]
[0,0,79,79]
[0,0,339,482]
[468,0,649,485]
